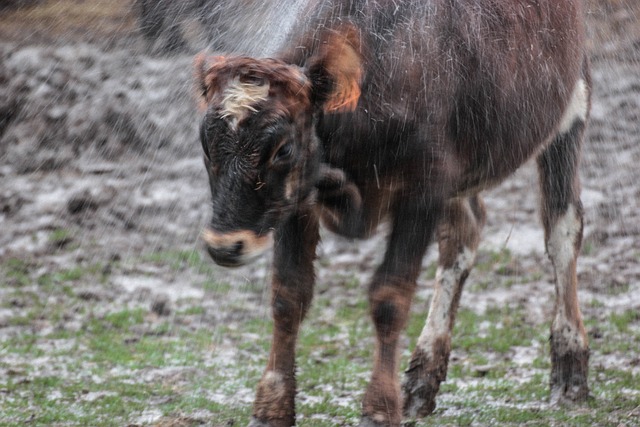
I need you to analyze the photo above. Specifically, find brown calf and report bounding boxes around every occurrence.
[194,0,590,425]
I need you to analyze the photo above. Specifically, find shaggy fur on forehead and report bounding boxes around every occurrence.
[195,55,314,129]
[220,78,270,125]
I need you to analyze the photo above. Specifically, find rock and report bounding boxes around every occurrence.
[472,364,496,377]
[0,192,25,216]
[151,294,172,316]
[67,191,100,214]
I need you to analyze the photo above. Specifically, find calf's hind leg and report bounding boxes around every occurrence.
[403,196,486,418]
[538,78,590,405]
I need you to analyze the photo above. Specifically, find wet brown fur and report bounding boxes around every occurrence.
[195,0,591,425]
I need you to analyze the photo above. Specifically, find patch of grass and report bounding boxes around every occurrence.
[449,306,544,354]
[48,227,74,248]
[0,292,245,425]
[581,239,596,256]
[467,248,544,291]
[610,309,639,333]
[605,279,631,295]
[104,308,146,329]
[144,249,210,272]
[2,246,638,427]
[409,367,640,426]
[588,298,605,308]
[475,248,513,273]
[2,373,161,426]
[177,306,206,316]
[83,308,182,367]
[1,257,32,287]
[201,279,232,294]
[35,262,110,293]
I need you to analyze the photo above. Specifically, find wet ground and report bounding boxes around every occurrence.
[0,1,639,425]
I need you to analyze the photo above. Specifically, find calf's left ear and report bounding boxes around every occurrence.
[307,25,363,114]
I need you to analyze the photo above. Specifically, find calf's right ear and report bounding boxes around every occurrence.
[194,52,226,110]
[307,25,363,114]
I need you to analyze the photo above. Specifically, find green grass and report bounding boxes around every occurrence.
[48,227,74,248]
[610,309,640,333]
[2,257,32,287]
[1,250,638,426]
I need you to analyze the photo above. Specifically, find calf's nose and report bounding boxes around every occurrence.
[201,227,273,267]
[205,240,244,267]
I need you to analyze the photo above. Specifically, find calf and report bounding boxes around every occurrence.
[194,0,590,425]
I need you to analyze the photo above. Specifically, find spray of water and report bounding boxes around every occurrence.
[0,0,638,424]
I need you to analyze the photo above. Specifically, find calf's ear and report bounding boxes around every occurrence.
[307,25,363,113]
[194,52,226,109]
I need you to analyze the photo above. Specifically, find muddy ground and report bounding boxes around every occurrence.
[0,0,639,425]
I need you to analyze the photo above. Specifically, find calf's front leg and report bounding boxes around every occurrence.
[249,210,319,427]
[360,201,441,427]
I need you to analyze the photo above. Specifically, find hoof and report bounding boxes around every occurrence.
[247,417,269,427]
[358,415,398,427]
[549,346,589,406]
[549,381,589,406]
[402,349,445,418]
[247,417,291,427]
[402,375,437,418]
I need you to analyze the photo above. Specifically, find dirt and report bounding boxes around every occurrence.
[0,0,639,424]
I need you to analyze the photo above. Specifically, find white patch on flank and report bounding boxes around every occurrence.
[220,78,270,127]
[417,247,476,353]
[558,79,589,134]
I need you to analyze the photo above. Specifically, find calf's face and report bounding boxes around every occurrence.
[196,57,319,266]
[195,27,363,266]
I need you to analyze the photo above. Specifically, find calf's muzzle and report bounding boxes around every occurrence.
[201,227,274,267]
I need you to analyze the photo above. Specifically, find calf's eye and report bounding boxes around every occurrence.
[273,143,293,163]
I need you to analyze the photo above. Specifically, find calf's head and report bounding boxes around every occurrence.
[195,27,363,267]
